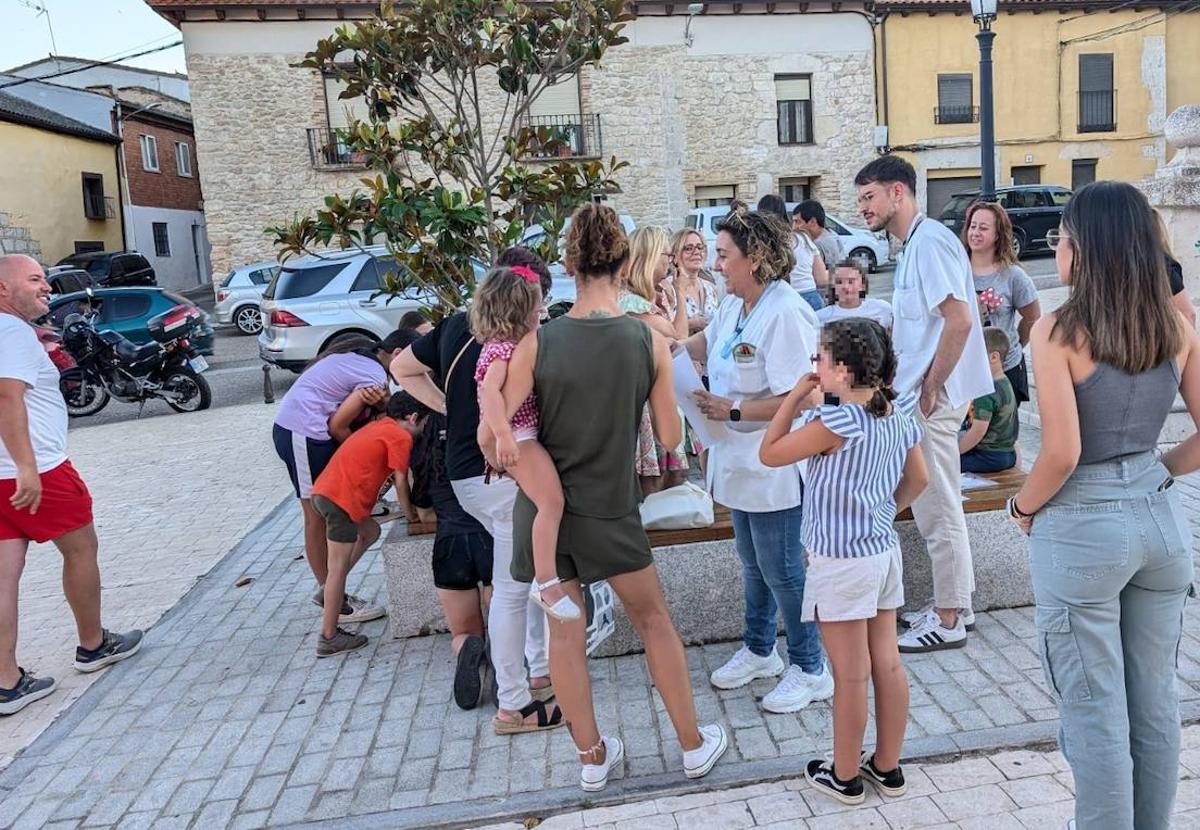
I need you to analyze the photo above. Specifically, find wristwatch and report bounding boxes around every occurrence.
[730,400,743,422]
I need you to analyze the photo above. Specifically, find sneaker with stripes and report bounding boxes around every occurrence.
[805,759,865,805]
[901,601,976,632]
[897,609,966,653]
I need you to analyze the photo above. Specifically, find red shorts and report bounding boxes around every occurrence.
[0,461,94,543]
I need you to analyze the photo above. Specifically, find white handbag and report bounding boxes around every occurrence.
[639,481,715,530]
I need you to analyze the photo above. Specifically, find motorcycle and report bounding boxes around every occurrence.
[58,298,212,417]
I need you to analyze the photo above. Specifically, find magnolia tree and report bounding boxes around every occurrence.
[267,0,631,312]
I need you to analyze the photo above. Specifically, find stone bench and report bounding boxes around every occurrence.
[380,468,1030,657]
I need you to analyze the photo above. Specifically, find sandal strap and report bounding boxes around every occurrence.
[532,576,564,591]
[517,696,562,728]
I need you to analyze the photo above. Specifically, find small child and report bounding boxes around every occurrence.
[759,318,928,806]
[816,260,893,331]
[471,265,578,621]
[959,327,1018,474]
[309,392,430,657]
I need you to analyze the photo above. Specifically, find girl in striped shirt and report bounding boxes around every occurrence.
[760,317,928,807]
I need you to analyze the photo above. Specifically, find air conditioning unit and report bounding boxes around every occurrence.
[874,125,889,150]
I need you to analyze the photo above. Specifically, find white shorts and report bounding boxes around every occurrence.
[802,545,905,623]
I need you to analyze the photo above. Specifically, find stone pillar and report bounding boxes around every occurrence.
[1143,105,1200,298]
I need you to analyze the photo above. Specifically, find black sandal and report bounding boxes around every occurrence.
[492,696,564,734]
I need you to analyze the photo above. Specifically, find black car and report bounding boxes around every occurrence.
[939,185,1072,258]
[46,267,96,295]
[55,251,156,287]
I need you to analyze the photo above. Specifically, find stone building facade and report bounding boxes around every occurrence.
[151,2,877,276]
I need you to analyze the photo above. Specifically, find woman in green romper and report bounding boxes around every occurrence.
[499,203,729,792]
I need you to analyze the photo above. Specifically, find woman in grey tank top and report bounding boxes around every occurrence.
[500,204,729,791]
[1009,182,1200,829]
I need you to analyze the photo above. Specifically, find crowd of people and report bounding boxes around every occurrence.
[1,151,1197,828]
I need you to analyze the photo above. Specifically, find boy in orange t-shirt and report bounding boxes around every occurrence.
[311,392,430,657]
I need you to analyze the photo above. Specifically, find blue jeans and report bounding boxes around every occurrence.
[960,447,1016,473]
[1028,452,1194,829]
[731,506,824,672]
[799,289,825,312]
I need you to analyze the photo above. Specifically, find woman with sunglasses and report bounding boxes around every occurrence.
[683,205,831,714]
[1010,181,1200,829]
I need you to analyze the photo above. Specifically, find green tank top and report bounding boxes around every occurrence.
[534,313,654,518]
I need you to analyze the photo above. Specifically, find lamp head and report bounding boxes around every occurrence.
[971,0,998,23]
[687,3,704,14]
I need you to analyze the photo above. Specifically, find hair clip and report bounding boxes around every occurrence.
[511,265,539,284]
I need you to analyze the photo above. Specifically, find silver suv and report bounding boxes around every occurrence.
[215,260,278,335]
[258,246,478,372]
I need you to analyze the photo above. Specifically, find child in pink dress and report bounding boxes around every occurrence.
[471,265,578,621]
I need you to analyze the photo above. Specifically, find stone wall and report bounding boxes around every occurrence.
[0,212,43,262]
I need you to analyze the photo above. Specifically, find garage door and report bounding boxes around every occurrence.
[927,175,981,219]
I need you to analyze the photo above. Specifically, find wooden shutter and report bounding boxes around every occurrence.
[694,185,735,203]
[1079,54,1113,92]
[774,76,811,102]
[937,75,973,110]
[529,76,581,118]
[324,76,371,130]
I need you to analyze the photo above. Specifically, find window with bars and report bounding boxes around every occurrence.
[1078,54,1115,132]
[152,222,171,257]
[775,75,813,145]
[936,75,976,124]
[1071,159,1098,190]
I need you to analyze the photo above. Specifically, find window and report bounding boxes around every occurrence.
[102,294,152,323]
[779,177,811,204]
[1011,165,1041,185]
[1050,189,1072,207]
[73,241,103,255]
[1078,54,1115,132]
[1072,159,1098,190]
[936,74,976,124]
[323,75,371,131]
[140,134,159,172]
[775,75,813,145]
[175,142,192,177]
[152,223,171,257]
[81,173,106,220]
[268,263,348,301]
[693,184,736,209]
[350,258,383,293]
[249,267,278,286]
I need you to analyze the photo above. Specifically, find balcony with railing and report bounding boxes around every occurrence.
[1078,90,1116,133]
[307,127,367,169]
[83,194,115,220]
[522,113,603,160]
[934,105,980,125]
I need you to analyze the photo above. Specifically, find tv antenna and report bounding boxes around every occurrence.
[18,0,61,66]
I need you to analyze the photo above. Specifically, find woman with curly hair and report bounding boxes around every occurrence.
[682,205,831,714]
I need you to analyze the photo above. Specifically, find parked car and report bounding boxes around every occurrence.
[258,246,485,373]
[43,287,215,356]
[684,205,891,272]
[939,185,1071,257]
[46,267,96,296]
[215,260,279,335]
[55,251,156,287]
[520,214,637,312]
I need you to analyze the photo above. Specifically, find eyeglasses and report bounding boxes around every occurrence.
[681,244,705,254]
[1046,228,1068,249]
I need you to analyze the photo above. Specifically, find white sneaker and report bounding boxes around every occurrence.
[709,646,785,690]
[897,610,967,653]
[683,724,728,779]
[762,664,835,714]
[311,590,387,624]
[580,736,624,792]
[901,601,976,632]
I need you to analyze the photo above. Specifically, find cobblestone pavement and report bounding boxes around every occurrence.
[475,730,1200,829]
[2,403,291,770]
[2,468,1200,830]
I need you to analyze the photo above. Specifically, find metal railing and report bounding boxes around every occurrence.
[83,194,115,220]
[307,127,363,169]
[523,113,603,160]
[934,105,980,125]
[1078,90,1116,133]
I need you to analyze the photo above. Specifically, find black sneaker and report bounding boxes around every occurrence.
[74,629,143,673]
[805,759,865,805]
[0,669,57,715]
[453,635,487,711]
[860,752,907,797]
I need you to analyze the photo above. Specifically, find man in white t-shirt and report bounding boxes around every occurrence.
[0,255,142,716]
[854,157,991,653]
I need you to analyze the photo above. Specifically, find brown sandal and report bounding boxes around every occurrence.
[492,696,564,735]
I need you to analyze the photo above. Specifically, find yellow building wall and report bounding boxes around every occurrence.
[0,122,124,264]
[877,7,1194,194]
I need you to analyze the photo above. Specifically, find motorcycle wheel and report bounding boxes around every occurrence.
[163,368,213,413]
[60,370,110,417]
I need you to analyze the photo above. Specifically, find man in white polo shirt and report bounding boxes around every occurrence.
[854,157,992,652]
[0,255,142,715]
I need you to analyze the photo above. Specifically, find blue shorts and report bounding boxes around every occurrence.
[273,423,338,499]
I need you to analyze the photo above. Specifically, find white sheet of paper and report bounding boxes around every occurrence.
[961,473,998,491]
[672,349,728,448]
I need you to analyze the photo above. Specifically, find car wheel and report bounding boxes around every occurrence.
[234,305,263,335]
[1011,229,1027,259]
[849,248,878,273]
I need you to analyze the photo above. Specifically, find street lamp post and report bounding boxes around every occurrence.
[972,0,999,202]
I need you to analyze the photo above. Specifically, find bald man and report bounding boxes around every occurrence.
[0,255,142,715]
